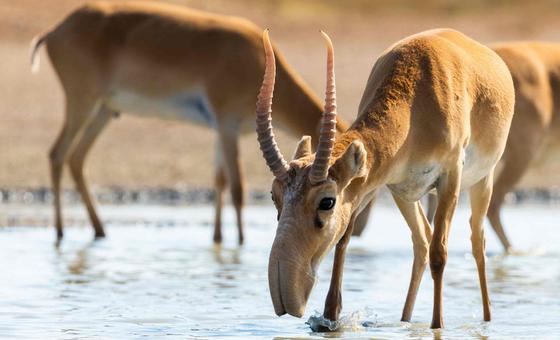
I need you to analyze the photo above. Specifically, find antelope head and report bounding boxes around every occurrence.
[256,30,368,317]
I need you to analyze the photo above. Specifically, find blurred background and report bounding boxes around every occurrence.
[2,0,560,200]
[1,2,560,338]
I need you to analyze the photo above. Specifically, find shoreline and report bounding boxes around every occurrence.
[2,186,560,206]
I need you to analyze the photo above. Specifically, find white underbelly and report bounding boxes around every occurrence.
[107,89,217,128]
[387,163,441,202]
[460,143,498,189]
[388,144,498,202]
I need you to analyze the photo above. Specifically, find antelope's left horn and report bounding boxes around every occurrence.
[256,30,290,182]
[309,31,337,184]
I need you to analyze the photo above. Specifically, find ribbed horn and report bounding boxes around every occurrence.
[309,31,337,184]
[256,30,290,182]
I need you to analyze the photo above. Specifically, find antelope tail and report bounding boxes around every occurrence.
[30,32,49,74]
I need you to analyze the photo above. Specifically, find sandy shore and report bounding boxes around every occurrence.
[1,0,560,193]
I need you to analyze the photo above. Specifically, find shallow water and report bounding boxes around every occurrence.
[0,204,559,339]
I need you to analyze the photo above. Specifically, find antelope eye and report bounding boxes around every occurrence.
[318,197,336,211]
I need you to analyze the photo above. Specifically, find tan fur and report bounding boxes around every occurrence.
[423,42,560,251]
[31,1,348,244]
[486,42,560,251]
[265,29,514,329]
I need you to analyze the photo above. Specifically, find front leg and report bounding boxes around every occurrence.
[391,193,432,322]
[323,215,356,321]
[351,195,376,237]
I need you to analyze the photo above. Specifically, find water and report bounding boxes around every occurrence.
[0,204,559,339]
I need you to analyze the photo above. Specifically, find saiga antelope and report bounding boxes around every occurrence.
[487,42,560,251]
[257,29,514,328]
[424,42,560,252]
[29,1,350,244]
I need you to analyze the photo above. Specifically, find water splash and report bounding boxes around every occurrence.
[306,308,377,332]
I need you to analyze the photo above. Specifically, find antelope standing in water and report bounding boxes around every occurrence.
[414,42,560,252]
[30,1,350,244]
[481,42,560,251]
[257,29,514,328]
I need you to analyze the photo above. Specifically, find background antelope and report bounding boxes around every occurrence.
[483,42,560,251]
[257,29,514,328]
[29,1,349,244]
[399,42,560,252]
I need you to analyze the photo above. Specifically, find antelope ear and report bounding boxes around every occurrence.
[292,135,312,160]
[330,140,367,187]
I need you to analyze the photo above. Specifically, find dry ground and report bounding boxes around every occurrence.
[1,0,560,192]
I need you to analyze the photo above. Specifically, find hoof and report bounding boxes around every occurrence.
[314,324,334,333]
[483,310,491,322]
[94,231,106,239]
[430,319,444,329]
[213,234,223,244]
[307,314,339,333]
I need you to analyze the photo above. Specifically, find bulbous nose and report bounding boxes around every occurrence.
[268,244,316,318]
[284,299,307,318]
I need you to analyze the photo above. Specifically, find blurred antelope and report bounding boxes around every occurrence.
[416,42,560,252]
[486,42,560,251]
[30,1,349,244]
[257,29,514,328]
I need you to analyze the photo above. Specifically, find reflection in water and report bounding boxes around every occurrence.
[66,241,95,276]
[405,322,438,339]
[0,205,558,338]
[212,244,241,265]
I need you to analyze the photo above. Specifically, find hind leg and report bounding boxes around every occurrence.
[218,130,245,245]
[488,126,545,252]
[213,142,227,244]
[488,97,550,252]
[68,105,114,238]
[425,191,437,225]
[470,172,494,322]
[50,94,100,240]
[488,153,534,252]
[351,196,376,237]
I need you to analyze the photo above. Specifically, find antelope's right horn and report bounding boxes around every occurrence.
[256,30,290,182]
[309,31,337,185]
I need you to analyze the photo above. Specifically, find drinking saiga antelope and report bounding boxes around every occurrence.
[29,1,353,244]
[257,29,514,328]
